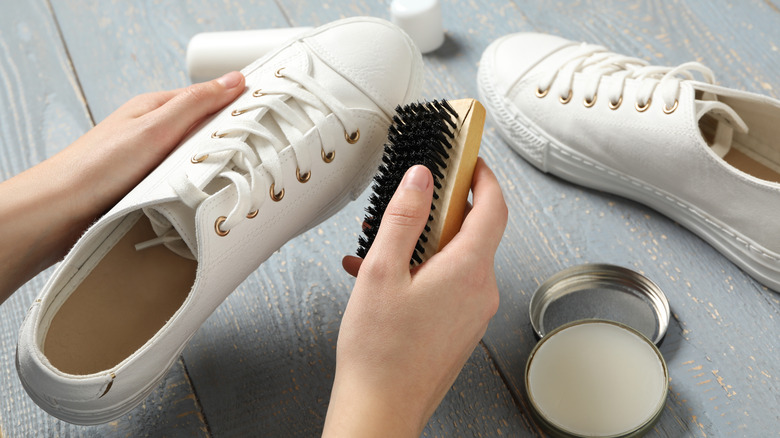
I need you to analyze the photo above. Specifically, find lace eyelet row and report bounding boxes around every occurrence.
[212,152,326,234]
[230,66,284,116]
[204,66,364,237]
[535,87,678,114]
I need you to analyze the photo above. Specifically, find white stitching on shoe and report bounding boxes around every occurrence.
[552,146,779,262]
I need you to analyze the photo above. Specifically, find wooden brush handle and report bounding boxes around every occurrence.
[429,98,486,254]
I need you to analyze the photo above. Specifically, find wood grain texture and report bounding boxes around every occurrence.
[181,219,528,437]
[1,0,778,437]
[0,1,207,436]
[459,1,780,436]
[0,0,90,179]
[48,0,291,122]
[40,0,530,436]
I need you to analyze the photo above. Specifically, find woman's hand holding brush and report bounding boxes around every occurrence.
[324,158,508,437]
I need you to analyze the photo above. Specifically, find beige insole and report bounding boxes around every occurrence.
[700,114,780,183]
[44,216,197,375]
[722,149,780,183]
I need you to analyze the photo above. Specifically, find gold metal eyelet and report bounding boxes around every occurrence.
[559,90,572,104]
[231,108,248,116]
[270,183,284,202]
[344,129,360,144]
[663,100,679,114]
[275,67,285,78]
[535,86,549,98]
[252,89,265,97]
[191,154,209,164]
[583,94,597,108]
[215,216,230,236]
[246,209,258,219]
[211,131,227,138]
[609,96,623,110]
[321,149,335,163]
[635,98,652,112]
[296,168,311,183]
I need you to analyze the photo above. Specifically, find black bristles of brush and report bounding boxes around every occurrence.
[356,99,459,264]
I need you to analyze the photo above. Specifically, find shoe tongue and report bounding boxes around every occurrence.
[255,96,317,152]
[695,91,749,158]
[138,202,198,260]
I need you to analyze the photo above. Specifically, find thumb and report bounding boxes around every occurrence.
[149,71,246,146]
[365,165,433,272]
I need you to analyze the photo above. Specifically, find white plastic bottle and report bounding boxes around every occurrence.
[186,27,312,83]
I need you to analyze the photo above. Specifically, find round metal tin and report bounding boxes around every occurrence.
[529,264,670,345]
[524,319,669,438]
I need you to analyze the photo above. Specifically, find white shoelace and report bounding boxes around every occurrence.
[169,67,358,234]
[537,43,716,110]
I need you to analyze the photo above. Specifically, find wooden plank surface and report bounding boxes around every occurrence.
[0,0,778,437]
[42,0,529,436]
[0,0,208,437]
[464,2,780,436]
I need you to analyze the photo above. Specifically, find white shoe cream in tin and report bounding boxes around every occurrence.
[524,265,671,437]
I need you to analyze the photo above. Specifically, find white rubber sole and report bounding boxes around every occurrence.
[477,59,780,292]
[16,336,187,425]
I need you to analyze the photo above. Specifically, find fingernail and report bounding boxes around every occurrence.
[401,165,430,192]
[216,71,243,89]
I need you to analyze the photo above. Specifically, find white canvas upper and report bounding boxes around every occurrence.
[17,17,423,424]
[478,33,780,291]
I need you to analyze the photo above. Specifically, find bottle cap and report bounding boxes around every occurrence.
[390,0,445,54]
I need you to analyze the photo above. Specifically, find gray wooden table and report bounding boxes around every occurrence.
[1,1,778,436]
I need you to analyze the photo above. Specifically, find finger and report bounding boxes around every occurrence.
[342,255,363,277]
[454,158,508,256]
[126,89,184,118]
[364,165,434,273]
[145,71,246,146]
[106,85,197,122]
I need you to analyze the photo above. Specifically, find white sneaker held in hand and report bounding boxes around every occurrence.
[478,32,780,291]
[16,17,423,424]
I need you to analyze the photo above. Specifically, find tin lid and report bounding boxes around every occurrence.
[529,264,670,345]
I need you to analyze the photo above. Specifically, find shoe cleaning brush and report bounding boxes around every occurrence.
[357,98,486,265]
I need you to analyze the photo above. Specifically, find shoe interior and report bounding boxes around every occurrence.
[700,94,780,184]
[43,213,197,375]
